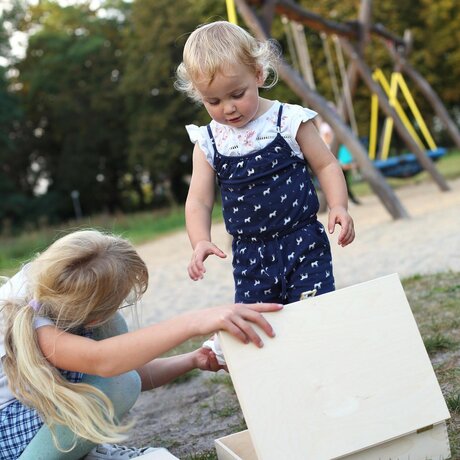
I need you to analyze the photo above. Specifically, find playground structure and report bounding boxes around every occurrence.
[368,69,447,178]
[229,0,460,220]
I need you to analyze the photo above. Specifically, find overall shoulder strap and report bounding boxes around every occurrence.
[206,125,219,155]
[276,104,284,132]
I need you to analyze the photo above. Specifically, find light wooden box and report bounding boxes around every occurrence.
[215,274,451,460]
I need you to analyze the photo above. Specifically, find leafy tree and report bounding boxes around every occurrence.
[15,0,131,220]
[0,3,36,231]
[121,0,227,205]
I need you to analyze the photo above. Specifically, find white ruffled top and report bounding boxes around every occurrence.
[186,100,317,168]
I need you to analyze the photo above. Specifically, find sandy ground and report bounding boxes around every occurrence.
[135,177,460,325]
[122,178,460,458]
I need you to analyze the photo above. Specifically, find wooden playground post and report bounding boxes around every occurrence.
[329,0,369,155]
[235,0,410,220]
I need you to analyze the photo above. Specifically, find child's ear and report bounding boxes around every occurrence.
[255,67,264,86]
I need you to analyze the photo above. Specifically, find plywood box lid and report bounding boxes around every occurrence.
[218,274,450,460]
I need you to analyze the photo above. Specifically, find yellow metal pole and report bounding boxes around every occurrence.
[368,93,379,160]
[226,0,238,25]
[395,73,437,150]
[380,74,399,160]
[372,69,425,151]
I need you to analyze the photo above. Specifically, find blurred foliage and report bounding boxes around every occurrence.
[120,0,225,206]
[0,0,459,234]
[16,0,132,221]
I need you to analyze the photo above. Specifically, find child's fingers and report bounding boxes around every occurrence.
[343,225,355,245]
[338,225,355,246]
[204,350,222,372]
[188,260,205,280]
[245,302,284,313]
[242,309,278,339]
[188,250,208,280]
[209,245,227,259]
[207,304,282,343]
[215,248,227,258]
[232,315,265,347]
[337,229,346,246]
[188,262,198,279]
[328,215,337,234]
[239,303,283,338]
[223,320,251,344]
[195,258,206,274]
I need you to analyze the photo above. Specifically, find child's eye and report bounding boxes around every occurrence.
[232,91,245,99]
[207,100,220,106]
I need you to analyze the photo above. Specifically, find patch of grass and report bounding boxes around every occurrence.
[0,204,224,275]
[403,272,460,458]
[424,333,455,355]
[186,450,218,460]
[214,403,240,418]
[148,436,181,452]
[169,369,200,385]
[447,393,460,413]
[207,373,234,389]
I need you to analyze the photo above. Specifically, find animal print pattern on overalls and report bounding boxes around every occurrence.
[208,104,335,303]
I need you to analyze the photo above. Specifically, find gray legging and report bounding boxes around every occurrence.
[19,313,141,460]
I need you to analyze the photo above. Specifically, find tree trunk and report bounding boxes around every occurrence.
[330,0,371,154]
[235,0,410,220]
[340,38,451,192]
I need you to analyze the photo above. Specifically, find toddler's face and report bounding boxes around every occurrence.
[194,62,264,128]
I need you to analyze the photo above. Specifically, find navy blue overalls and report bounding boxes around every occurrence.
[208,104,335,303]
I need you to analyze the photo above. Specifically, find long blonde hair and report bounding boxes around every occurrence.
[2,229,148,450]
[175,20,280,102]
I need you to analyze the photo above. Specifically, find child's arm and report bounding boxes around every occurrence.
[136,347,222,390]
[185,143,227,280]
[37,302,282,379]
[296,120,355,247]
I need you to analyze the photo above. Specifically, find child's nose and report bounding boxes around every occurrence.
[224,101,236,114]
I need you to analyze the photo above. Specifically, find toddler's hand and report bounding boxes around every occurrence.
[188,240,227,281]
[328,206,355,247]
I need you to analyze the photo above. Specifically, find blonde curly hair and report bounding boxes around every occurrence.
[175,20,280,103]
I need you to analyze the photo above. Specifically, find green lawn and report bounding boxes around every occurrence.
[0,206,222,275]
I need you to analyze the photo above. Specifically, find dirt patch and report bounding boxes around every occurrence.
[124,372,241,458]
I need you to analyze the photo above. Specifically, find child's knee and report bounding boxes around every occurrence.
[82,371,141,419]
[111,371,141,418]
